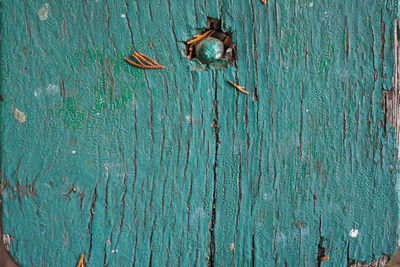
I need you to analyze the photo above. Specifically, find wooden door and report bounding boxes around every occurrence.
[0,0,399,266]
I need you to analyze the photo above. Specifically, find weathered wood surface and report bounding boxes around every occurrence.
[0,0,399,266]
[385,18,400,161]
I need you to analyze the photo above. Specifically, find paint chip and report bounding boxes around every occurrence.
[349,229,359,238]
[13,108,26,123]
[72,150,77,154]
[38,3,50,21]
[121,14,126,18]
[309,2,313,7]
[2,234,14,252]
[230,243,235,251]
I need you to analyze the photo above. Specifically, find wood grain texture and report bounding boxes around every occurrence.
[384,18,400,160]
[0,0,398,266]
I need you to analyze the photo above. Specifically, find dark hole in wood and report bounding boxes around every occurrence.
[184,17,237,67]
[317,239,326,267]
[206,17,221,31]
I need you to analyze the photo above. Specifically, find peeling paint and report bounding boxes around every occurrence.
[2,234,14,252]
[38,3,50,21]
[12,108,26,123]
[384,19,400,159]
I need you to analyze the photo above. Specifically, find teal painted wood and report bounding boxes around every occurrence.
[0,0,398,266]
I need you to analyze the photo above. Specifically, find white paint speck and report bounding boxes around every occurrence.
[324,11,328,15]
[105,240,111,245]
[263,193,272,201]
[38,3,50,20]
[349,229,359,238]
[34,91,38,97]
[72,150,77,154]
[215,53,222,59]
[103,163,110,170]
[309,2,313,7]
[111,249,118,253]
[275,232,287,243]
[46,84,60,94]
[306,109,309,112]
[230,243,235,251]
[96,113,100,116]
[121,14,126,18]
[191,207,206,221]
[185,115,192,122]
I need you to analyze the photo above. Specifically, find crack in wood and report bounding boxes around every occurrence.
[209,71,219,267]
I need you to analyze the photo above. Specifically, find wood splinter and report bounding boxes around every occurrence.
[124,52,164,69]
[76,254,85,267]
[227,80,249,95]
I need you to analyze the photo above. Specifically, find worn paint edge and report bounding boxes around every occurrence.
[383,18,400,256]
[383,19,400,159]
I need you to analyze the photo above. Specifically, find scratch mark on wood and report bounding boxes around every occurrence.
[345,16,349,60]
[60,76,65,104]
[86,183,98,262]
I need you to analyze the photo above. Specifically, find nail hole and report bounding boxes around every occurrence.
[185,17,237,68]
